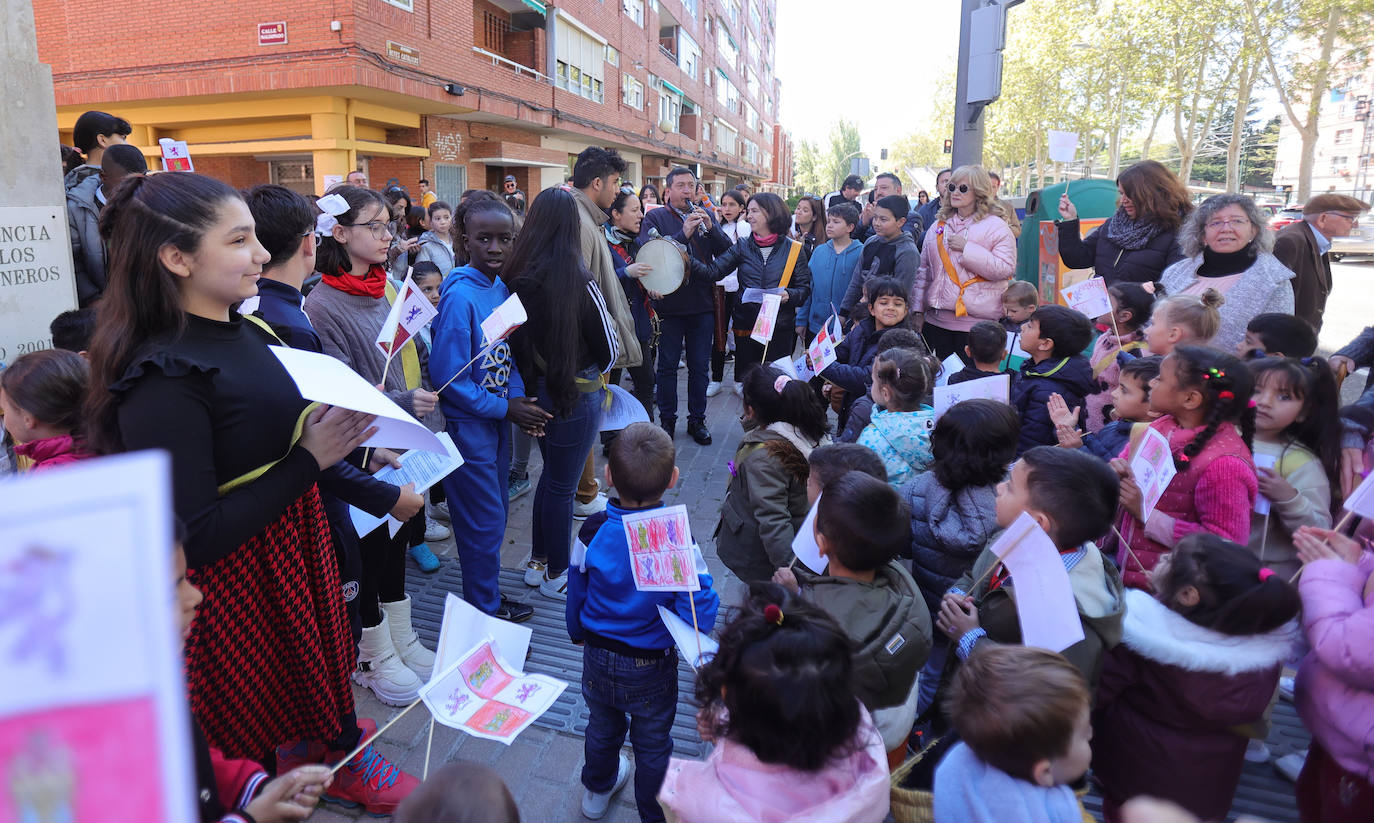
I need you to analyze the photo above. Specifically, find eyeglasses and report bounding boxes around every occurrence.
[1205,218,1250,231]
[346,220,394,240]
[1326,211,1360,224]
[505,182,516,187]
[947,183,970,194]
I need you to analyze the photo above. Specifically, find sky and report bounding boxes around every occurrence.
[775,0,963,155]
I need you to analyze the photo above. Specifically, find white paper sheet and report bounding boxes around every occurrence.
[599,384,651,432]
[432,593,533,677]
[350,432,465,538]
[934,353,965,387]
[480,293,527,346]
[1253,452,1278,516]
[933,373,1011,419]
[269,345,446,453]
[1343,468,1374,519]
[657,606,720,669]
[993,512,1086,653]
[1060,277,1112,319]
[419,638,566,745]
[1048,130,1080,163]
[741,287,786,304]
[1130,427,1178,521]
[791,497,827,574]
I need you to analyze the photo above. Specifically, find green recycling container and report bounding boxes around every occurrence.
[1015,178,1120,299]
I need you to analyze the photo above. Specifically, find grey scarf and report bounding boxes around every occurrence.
[1104,206,1165,250]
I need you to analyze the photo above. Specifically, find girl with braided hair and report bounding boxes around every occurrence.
[1109,345,1258,591]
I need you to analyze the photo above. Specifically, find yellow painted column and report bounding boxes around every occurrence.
[311,106,355,195]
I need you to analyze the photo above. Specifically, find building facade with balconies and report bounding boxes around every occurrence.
[36,0,786,201]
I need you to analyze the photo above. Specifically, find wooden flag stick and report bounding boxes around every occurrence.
[688,590,702,664]
[437,343,497,393]
[328,697,425,776]
[1110,525,1147,574]
[422,717,436,780]
[1294,508,1363,584]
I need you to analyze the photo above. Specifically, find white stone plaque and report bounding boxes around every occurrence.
[0,206,76,364]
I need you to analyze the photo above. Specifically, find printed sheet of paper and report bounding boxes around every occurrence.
[1130,427,1178,521]
[741,287,786,304]
[623,505,700,592]
[1343,468,1374,519]
[480,293,527,347]
[933,373,1011,419]
[807,315,843,373]
[270,346,446,453]
[599,384,651,432]
[0,452,196,822]
[1253,452,1278,516]
[433,594,532,678]
[1060,277,1112,319]
[1048,130,1080,163]
[934,353,965,387]
[790,497,827,574]
[351,432,464,538]
[771,355,816,382]
[657,606,719,669]
[751,292,782,344]
[419,639,566,745]
[991,512,1086,653]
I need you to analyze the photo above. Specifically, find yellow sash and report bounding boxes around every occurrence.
[384,280,422,391]
[936,221,985,317]
[778,239,803,290]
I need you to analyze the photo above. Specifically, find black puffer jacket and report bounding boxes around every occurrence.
[705,235,812,331]
[1011,354,1098,454]
[1057,218,1184,286]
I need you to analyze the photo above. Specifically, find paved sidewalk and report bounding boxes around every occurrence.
[312,364,1308,823]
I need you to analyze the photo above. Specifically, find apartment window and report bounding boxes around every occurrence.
[682,0,698,18]
[716,69,739,111]
[716,122,738,155]
[1336,128,1354,144]
[606,45,619,66]
[749,0,761,31]
[703,122,711,142]
[745,30,757,66]
[381,0,413,10]
[746,67,760,100]
[659,89,683,132]
[745,101,759,131]
[623,0,644,26]
[622,74,644,109]
[742,138,759,165]
[678,30,700,79]
[555,15,606,103]
[716,26,739,68]
[480,10,512,54]
[1331,156,1349,173]
[725,0,741,28]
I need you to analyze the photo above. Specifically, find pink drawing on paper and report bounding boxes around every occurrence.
[458,645,513,699]
[623,506,698,592]
[463,702,532,738]
[0,546,74,676]
[514,683,539,703]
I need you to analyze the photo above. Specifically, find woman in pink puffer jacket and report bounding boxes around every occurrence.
[911,165,1017,360]
[1291,525,1374,823]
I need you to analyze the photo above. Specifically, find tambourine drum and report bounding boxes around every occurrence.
[636,238,687,296]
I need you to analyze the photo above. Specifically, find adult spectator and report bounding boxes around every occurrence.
[417,178,437,209]
[912,165,1017,360]
[859,172,923,244]
[640,166,732,445]
[66,110,132,190]
[346,170,369,188]
[1272,193,1370,331]
[66,144,147,306]
[709,188,751,396]
[502,175,527,215]
[1159,194,1294,354]
[988,171,1022,238]
[824,174,864,212]
[639,183,661,209]
[915,168,953,238]
[916,190,929,207]
[1055,159,1191,286]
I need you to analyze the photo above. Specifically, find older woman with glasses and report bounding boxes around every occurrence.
[1159,194,1296,353]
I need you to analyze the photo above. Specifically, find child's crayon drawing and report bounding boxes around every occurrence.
[622,505,700,592]
[463,702,532,739]
[458,644,512,699]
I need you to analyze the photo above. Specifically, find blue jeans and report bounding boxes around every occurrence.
[655,312,713,425]
[533,373,603,576]
[916,634,950,719]
[581,645,678,823]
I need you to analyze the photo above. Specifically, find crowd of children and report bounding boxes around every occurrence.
[7,160,1374,823]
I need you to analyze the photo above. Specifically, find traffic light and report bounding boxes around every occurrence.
[943,139,953,154]
[880,148,888,160]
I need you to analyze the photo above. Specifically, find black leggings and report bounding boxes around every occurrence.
[358,519,412,626]
[921,322,971,365]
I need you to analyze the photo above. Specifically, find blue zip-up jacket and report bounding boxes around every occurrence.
[567,500,719,651]
[429,264,525,421]
[798,238,863,334]
[1080,418,1133,462]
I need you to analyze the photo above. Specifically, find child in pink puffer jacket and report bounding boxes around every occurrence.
[1291,525,1374,823]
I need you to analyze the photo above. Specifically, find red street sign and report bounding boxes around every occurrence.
[258,22,287,46]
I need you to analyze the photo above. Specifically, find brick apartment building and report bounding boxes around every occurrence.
[36,0,792,201]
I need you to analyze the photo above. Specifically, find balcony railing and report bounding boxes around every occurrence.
[471,46,549,82]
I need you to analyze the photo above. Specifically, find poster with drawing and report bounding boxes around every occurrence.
[1059,277,1112,319]
[419,638,566,745]
[0,453,195,822]
[622,505,700,592]
[807,315,843,372]
[1130,427,1178,521]
[751,293,782,344]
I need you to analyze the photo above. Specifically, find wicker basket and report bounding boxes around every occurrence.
[889,738,939,823]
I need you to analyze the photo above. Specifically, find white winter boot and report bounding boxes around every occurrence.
[353,613,421,706]
[381,595,436,681]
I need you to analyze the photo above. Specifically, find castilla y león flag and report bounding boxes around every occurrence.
[376,274,437,358]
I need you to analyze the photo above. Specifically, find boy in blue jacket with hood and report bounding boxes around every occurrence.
[1011,305,1096,455]
[567,422,719,822]
[431,199,549,624]
[796,202,863,343]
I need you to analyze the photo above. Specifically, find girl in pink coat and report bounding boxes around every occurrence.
[658,584,889,823]
[1292,525,1374,823]
[1,349,93,472]
[911,164,1017,361]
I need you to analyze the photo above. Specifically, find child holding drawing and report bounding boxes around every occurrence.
[304,184,442,705]
[936,447,1125,693]
[431,197,547,625]
[1109,346,1257,591]
[1092,534,1301,823]
[566,422,719,822]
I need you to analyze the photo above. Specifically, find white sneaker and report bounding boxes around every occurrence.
[381,596,436,680]
[1244,739,1271,763]
[539,569,569,600]
[574,493,607,519]
[353,615,422,706]
[581,753,632,819]
[523,558,547,587]
[428,499,450,522]
[730,381,742,396]
[1279,674,1295,701]
[706,380,723,397]
[1275,751,1306,783]
[424,516,451,542]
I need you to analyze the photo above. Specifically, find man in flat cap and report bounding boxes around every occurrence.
[1273,193,1370,331]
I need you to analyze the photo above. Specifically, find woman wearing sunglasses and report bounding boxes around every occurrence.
[911,165,1018,361]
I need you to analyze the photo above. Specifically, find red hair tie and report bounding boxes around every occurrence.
[763,604,784,626]
[1258,568,1274,582]
[1218,390,1235,400]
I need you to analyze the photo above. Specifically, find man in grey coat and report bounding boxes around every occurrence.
[66,144,147,306]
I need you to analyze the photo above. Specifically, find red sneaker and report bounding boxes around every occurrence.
[275,718,376,774]
[322,723,419,817]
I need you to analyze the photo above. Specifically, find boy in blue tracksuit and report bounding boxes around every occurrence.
[797,202,863,342]
[567,422,719,822]
[431,201,548,623]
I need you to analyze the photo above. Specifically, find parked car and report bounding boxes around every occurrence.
[1331,222,1374,261]
[1270,207,1304,230]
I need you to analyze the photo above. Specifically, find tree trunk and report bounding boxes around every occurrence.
[1227,55,1257,193]
[1141,108,1163,161]
[1295,5,1341,201]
